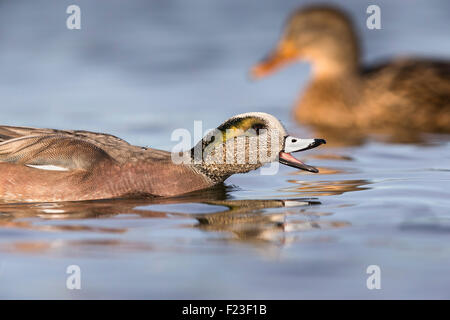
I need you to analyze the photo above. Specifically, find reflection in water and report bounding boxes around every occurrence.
[310,154,354,161]
[282,179,371,197]
[0,192,350,253]
[195,199,349,244]
[2,239,157,256]
[0,184,230,221]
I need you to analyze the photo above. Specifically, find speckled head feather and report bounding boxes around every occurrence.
[192,112,298,182]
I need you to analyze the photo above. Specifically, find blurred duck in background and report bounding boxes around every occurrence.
[252,5,450,137]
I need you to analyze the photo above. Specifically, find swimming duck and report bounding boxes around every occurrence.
[252,6,450,132]
[0,112,325,202]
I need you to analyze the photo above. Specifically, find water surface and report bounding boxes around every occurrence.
[0,0,449,299]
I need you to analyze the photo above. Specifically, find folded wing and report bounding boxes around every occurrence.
[0,134,115,171]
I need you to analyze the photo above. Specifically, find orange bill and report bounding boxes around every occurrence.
[251,40,299,79]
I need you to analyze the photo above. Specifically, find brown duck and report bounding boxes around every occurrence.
[252,6,450,133]
[0,112,325,202]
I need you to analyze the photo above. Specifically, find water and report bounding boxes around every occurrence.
[0,0,449,299]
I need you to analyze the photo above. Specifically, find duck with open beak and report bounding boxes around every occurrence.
[279,137,326,173]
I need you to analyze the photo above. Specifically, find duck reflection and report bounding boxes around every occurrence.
[282,179,371,197]
[0,186,350,252]
[0,184,229,221]
[194,199,349,244]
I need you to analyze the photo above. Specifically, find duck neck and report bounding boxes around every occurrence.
[192,161,263,184]
[189,147,264,183]
[311,56,359,80]
[187,147,227,183]
[191,163,230,184]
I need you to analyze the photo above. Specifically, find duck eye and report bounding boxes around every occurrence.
[291,138,297,143]
[252,123,265,135]
[209,136,215,144]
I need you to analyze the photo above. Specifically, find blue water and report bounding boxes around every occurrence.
[0,0,449,299]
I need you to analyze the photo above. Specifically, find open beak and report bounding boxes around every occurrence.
[251,40,299,79]
[279,137,326,173]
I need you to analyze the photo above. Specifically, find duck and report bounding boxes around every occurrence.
[251,5,450,133]
[0,112,325,202]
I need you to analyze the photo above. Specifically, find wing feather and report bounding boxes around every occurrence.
[0,134,114,170]
[0,125,172,163]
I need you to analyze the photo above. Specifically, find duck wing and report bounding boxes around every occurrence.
[0,134,115,171]
[362,58,450,130]
[0,125,172,163]
[363,58,450,105]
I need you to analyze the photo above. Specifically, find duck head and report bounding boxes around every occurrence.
[251,6,360,78]
[190,112,325,182]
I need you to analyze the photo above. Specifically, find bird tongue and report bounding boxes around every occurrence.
[279,151,319,173]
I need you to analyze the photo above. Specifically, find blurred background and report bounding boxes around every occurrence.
[0,0,449,299]
[1,0,449,147]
